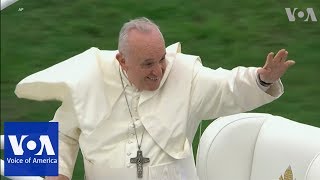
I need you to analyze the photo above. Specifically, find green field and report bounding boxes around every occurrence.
[1,0,319,179]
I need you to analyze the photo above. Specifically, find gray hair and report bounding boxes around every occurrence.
[118,17,163,57]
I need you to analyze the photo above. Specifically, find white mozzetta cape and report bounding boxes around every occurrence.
[15,43,284,179]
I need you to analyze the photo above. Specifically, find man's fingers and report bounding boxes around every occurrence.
[281,51,288,62]
[273,49,286,62]
[285,60,296,68]
[266,52,274,65]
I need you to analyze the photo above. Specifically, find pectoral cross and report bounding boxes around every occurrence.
[130,150,150,178]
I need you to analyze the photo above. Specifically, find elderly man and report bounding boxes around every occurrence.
[15,17,295,180]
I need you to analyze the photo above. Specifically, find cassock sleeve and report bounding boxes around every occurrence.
[52,96,80,179]
[14,49,95,179]
[190,60,284,121]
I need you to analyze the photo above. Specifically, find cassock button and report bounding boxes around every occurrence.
[127,152,131,156]
[128,140,132,144]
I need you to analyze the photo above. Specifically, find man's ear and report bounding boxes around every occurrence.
[116,53,127,70]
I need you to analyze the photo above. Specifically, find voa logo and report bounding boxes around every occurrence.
[4,122,58,176]
[285,8,318,22]
[8,135,55,155]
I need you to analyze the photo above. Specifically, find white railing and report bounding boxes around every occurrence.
[1,0,19,11]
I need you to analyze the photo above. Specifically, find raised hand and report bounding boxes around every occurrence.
[257,49,295,84]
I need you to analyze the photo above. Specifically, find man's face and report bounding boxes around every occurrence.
[117,29,167,91]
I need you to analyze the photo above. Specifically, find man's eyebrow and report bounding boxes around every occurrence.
[143,59,154,63]
[142,53,166,62]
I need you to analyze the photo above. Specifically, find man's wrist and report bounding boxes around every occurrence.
[258,74,273,87]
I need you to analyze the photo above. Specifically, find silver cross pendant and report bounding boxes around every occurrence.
[130,150,150,178]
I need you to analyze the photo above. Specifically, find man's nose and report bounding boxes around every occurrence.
[152,64,163,76]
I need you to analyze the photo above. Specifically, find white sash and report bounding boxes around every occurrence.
[83,155,199,180]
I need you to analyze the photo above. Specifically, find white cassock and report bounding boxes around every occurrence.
[15,43,284,180]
